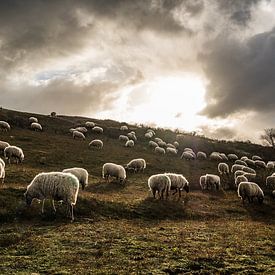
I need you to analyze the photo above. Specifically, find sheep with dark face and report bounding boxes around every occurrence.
[165,173,189,198]
[237,182,264,204]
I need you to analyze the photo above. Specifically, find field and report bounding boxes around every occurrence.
[0,108,275,274]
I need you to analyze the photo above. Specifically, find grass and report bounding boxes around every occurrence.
[0,108,275,274]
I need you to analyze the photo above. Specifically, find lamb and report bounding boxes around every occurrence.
[73,130,85,140]
[24,172,80,221]
[102,163,126,183]
[234,170,245,179]
[75,126,88,133]
[235,160,248,167]
[209,152,223,161]
[125,140,134,147]
[266,161,275,170]
[92,126,103,134]
[148,174,171,200]
[235,175,248,187]
[242,172,257,182]
[89,139,103,149]
[125,158,146,173]
[231,164,246,174]
[85,121,95,128]
[181,151,195,160]
[227,154,238,161]
[120,125,128,131]
[237,182,264,204]
[218,163,229,175]
[4,145,24,164]
[0,141,10,154]
[154,146,165,155]
[265,176,275,190]
[0,157,5,184]
[166,147,178,155]
[29,117,38,123]
[62,167,89,190]
[242,166,256,174]
[165,173,189,198]
[254,160,266,168]
[119,135,129,142]
[252,155,262,161]
[0,121,11,131]
[31,122,43,131]
[149,141,158,148]
[197,151,207,160]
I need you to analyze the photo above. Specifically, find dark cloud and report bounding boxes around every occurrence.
[199,27,275,118]
[199,125,237,140]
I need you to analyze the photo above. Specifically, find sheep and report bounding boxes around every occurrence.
[31,122,42,131]
[165,173,189,198]
[145,132,153,139]
[197,151,207,160]
[75,126,88,133]
[0,158,5,184]
[231,164,246,174]
[245,159,255,167]
[173,141,179,148]
[102,163,126,183]
[181,151,195,160]
[235,175,248,187]
[69,128,76,134]
[0,121,11,131]
[125,158,146,173]
[166,143,176,149]
[234,170,246,179]
[199,175,207,190]
[127,132,137,141]
[73,130,85,140]
[148,174,171,200]
[252,155,262,161]
[154,137,163,143]
[166,147,178,155]
[158,141,167,148]
[29,117,38,123]
[255,160,266,169]
[183,147,193,152]
[147,129,155,136]
[218,163,229,175]
[24,172,80,221]
[62,167,89,190]
[237,182,264,204]
[154,146,165,155]
[92,126,103,134]
[130,131,136,135]
[85,121,95,128]
[265,176,275,190]
[241,156,248,161]
[125,140,134,147]
[210,152,223,161]
[242,166,256,174]
[89,139,103,149]
[205,174,221,190]
[266,161,275,170]
[120,125,128,131]
[220,153,229,161]
[0,141,10,154]
[149,140,158,149]
[119,135,129,142]
[4,146,24,164]
[227,154,238,161]
[235,160,248,167]
[242,172,257,182]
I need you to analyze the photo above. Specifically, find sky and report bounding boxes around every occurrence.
[0,0,275,143]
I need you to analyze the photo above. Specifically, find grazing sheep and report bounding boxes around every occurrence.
[4,146,24,164]
[183,147,193,152]
[0,141,10,154]
[75,127,88,133]
[252,155,262,161]
[102,163,126,183]
[255,160,266,168]
[147,129,155,136]
[119,135,129,142]
[85,121,95,128]
[0,158,5,184]
[231,164,246,174]
[210,152,223,161]
[127,132,137,141]
[166,147,178,155]
[235,160,248,166]
[173,141,179,148]
[197,151,207,160]
[266,176,275,190]
[228,154,238,161]
[29,117,38,123]
[0,121,11,131]
[149,140,158,149]
[205,174,221,190]
[73,130,85,140]
[31,122,42,131]
[166,143,176,149]
[92,126,103,134]
[62,167,89,190]
[89,139,103,149]
[154,137,163,143]
[220,153,229,161]
[235,175,248,187]
[125,140,134,147]
[234,170,246,179]
[218,163,229,175]
[165,173,189,198]
[266,161,275,170]
[157,141,167,148]
[24,172,80,221]
[154,146,165,155]
[241,156,248,161]
[120,125,128,131]
[199,175,207,190]
[237,182,264,204]
[145,132,153,139]
[244,159,255,167]
[243,172,257,182]
[69,128,76,134]
[181,151,195,160]
[148,174,171,200]
[125,158,146,173]
[242,166,256,174]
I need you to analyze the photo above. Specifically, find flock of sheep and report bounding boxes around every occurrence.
[0,117,275,221]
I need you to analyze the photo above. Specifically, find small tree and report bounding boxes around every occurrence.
[261,128,275,148]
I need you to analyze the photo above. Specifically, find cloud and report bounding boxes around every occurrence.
[199,125,237,140]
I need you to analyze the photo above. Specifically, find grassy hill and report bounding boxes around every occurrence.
[0,107,274,274]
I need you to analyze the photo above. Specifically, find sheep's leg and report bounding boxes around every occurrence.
[166,188,169,200]
[160,190,164,200]
[41,199,45,213]
[70,205,74,222]
[152,189,156,199]
[52,200,56,212]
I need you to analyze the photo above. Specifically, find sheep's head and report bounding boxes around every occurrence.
[24,191,33,206]
[184,184,190,193]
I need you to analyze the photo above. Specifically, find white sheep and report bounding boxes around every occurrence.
[148,141,158,149]
[102,163,126,183]
[0,121,11,131]
[205,174,221,190]
[235,175,248,187]
[234,170,246,179]
[197,151,207,160]
[31,122,43,131]
[166,143,176,149]
[220,153,229,161]
[62,167,89,190]
[235,160,248,167]
[265,176,275,190]
[165,173,189,198]
[125,140,134,147]
[218,162,229,175]
[119,135,129,142]
[242,166,256,174]
[244,159,255,167]
[173,141,179,148]
[166,147,178,155]
[148,174,171,200]
[157,141,167,147]
[237,182,264,204]
[127,132,137,141]
[73,130,85,140]
[154,137,163,143]
[227,154,238,161]
[199,175,207,190]
[242,172,257,182]
[154,147,165,155]
[29,117,38,123]
[85,121,95,128]
[120,125,128,131]
[125,158,146,173]
[145,132,153,139]
[75,126,88,133]
[209,152,223,161]
[0,158,5,184]
[4,145,24,164]
[0,141,10,153]
[231,164,246,174]
[24,172,80,221]
[92,126,104,134]
[252,155,262,161]
[266,161,274,170]
[181,151,195,160]
[254,160,266,168]
[69,128,76,134]
[89,139,103,149]
[241,156,248,161]
[147,129,155,136]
